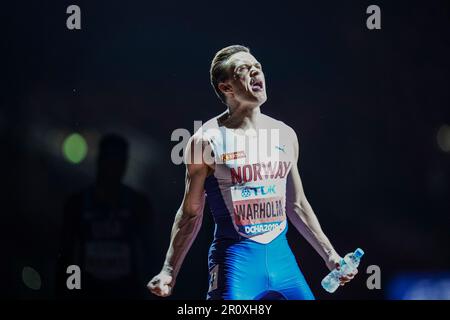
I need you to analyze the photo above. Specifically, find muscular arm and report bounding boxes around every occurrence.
[286,130,340,270]
[149,135,213,296]
[162,159,208,279]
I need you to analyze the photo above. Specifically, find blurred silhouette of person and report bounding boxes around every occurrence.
[57,134,154,299]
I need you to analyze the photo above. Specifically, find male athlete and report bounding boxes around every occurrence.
[148,45,358,300]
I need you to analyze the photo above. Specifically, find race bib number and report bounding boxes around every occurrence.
[231,182,286,237]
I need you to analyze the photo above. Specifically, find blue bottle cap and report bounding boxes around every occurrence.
[354,248,364,258]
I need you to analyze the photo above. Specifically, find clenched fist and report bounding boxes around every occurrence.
[147,272,175,297]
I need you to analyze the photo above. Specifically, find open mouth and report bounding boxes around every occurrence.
[250,78,264,92]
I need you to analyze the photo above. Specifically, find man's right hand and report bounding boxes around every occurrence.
[147,272,174,297]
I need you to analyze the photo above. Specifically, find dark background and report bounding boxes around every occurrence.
[2,0,449,299]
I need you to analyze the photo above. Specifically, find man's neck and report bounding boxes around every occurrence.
[219,103,262,130]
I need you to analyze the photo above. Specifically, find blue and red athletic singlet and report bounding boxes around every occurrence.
[199,113,315,300]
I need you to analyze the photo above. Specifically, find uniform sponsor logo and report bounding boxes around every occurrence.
[275,145,286,153]
[208,264,219,292]
[241,185,276,198]
[221,151,246,162]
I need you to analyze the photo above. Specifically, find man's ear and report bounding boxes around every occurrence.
[218,82,233,96]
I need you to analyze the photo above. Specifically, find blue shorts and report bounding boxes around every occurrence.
[206,228,315,300]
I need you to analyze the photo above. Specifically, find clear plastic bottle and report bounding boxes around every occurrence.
[321,248,364,293]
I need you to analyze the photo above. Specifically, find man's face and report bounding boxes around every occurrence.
[222,51,267,106]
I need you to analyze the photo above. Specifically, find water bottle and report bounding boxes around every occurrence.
[321,248,364,293]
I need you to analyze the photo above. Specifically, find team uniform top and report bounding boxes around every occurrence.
[200,113,296,244]
[199,113,315,300]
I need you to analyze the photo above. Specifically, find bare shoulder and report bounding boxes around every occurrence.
[184,116,219,172]
[184,135,213,177]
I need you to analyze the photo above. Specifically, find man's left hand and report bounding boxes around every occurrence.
[326,252,358,286]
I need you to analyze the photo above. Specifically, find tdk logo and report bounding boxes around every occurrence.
[241,185,276,198]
